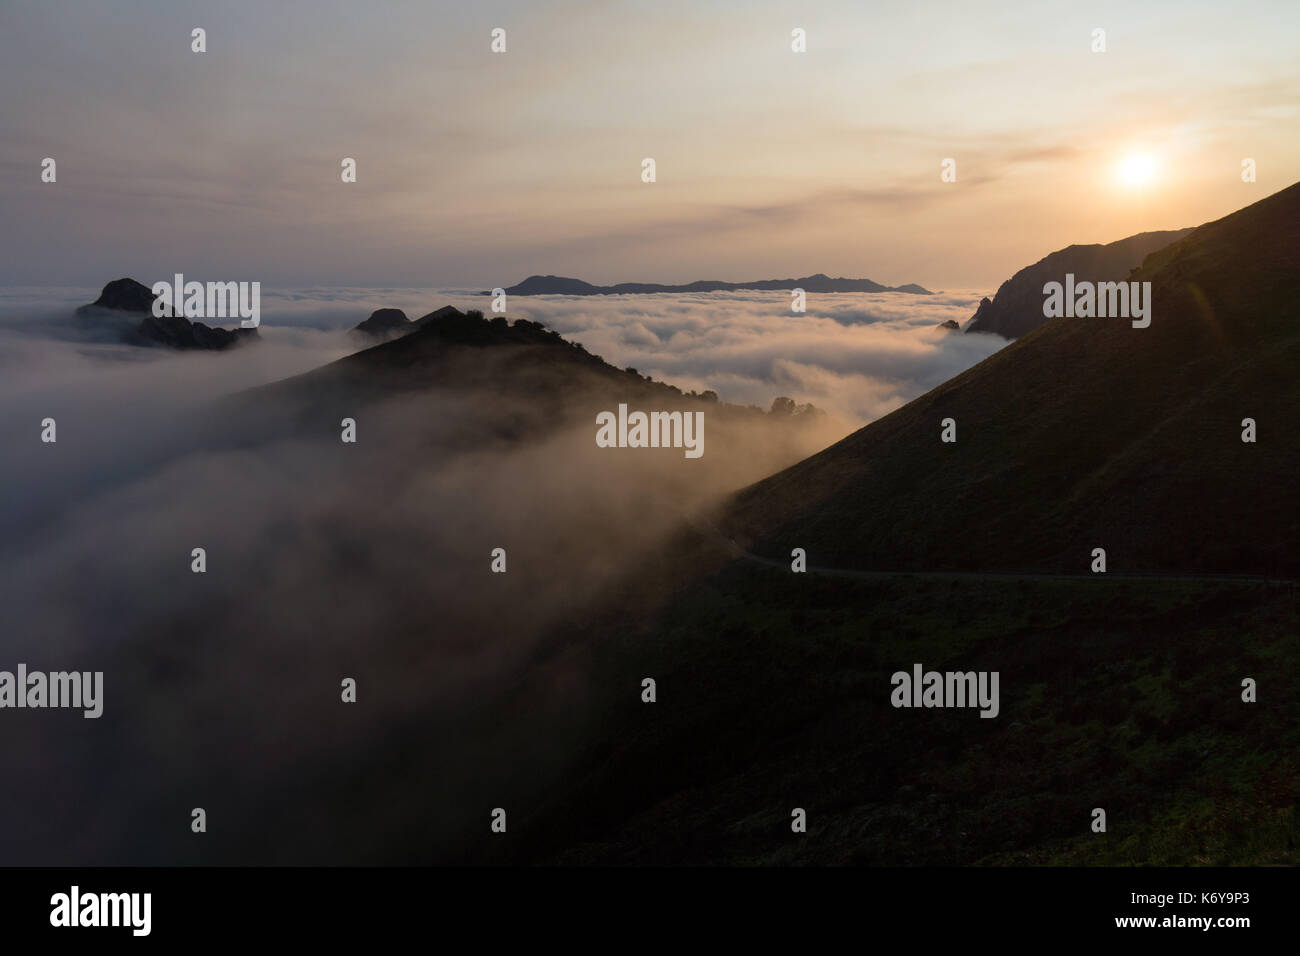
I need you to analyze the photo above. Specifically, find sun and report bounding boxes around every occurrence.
[1117,153,1158,189]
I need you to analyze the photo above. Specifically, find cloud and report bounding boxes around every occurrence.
[154,285,1003,423]
[442,288,1005,423]
[0,286,1004,455]
[1,287,904,863]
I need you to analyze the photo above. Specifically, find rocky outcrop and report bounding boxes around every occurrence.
[77,279,258,351]
[130,315,257,350]
[85,277,157,312]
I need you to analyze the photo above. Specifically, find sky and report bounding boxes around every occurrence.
[1,0,1297,289]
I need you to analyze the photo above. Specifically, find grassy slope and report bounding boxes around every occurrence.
[495,555,1296,865]
[723,183,1300,576]
[966,228,1193,338]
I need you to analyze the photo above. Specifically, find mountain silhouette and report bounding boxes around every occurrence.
[498,273,933,296]
[350,304,469,341]
[722,184,1300,576]
[244,306,827,452]
[76,278,258,351]
[964,229,1193,339]
[84,277,157,312]
[351,307,410,337]
[411,304,464,328]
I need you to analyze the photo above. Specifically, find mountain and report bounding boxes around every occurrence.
[488,186,1300,869]
[721,185,1299,576]
[350,305,468,341]
[240,306,832,460]
[411,304,464,328]
[964,229,1193,339]
[497,273,934,296]
[85,277,157,312]
[254,305,819,416]
[76,278,258,351]
[130,315,258,350]
[352,307,410,337]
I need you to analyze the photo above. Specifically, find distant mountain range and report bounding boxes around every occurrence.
[964,229,1194,339]
[494,274,933,296]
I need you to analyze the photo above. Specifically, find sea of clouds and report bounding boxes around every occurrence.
[295,287,1008,425]
[0,284,1006,548]
[503,290,1006,424]
[1,284,1005,428]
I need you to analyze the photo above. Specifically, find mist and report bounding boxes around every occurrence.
[0,290,861,863]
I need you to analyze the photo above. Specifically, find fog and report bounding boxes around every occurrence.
[85,284,1003,421]
[0,287,1001,863]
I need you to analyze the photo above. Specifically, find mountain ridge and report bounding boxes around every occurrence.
[495,273,934,296]
[720,182,1300,576]
[964,229,1194,339]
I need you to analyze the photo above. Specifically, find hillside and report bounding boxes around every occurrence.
[964,229,1192,339]
[479,186,1300,868]
[721,185,1300,577]
[248,307,826,438]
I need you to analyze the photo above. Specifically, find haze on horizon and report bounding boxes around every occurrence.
[1,0,1297,289]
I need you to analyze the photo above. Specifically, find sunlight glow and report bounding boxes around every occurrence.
[1117,153,1159,189]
